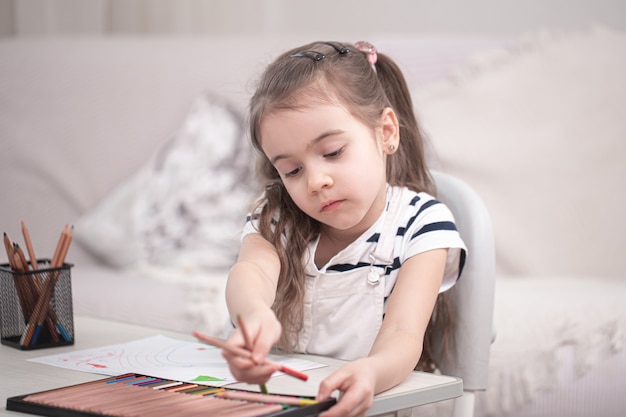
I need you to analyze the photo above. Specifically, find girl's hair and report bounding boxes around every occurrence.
[248,41,447,372]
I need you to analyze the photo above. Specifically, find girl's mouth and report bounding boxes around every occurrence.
[321,200,343,212]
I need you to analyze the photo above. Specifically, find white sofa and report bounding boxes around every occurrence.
[1,28,625,417]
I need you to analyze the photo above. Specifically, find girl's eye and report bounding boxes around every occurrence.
[324,147,345,158]
[284,167,301,178]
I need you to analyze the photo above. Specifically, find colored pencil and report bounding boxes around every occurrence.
[192,331,308,382]
[216,390,318,406]
[236,314,269,394]
[18,222,56,338]
[4,235,32,322]
[21,221,38,271]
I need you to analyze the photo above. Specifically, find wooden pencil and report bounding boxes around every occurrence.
[12,246,37,319]
[34,225,73,344]
[216,390,318,406]
[13,244,30,272]
[50,224,68,268]
[192,331,308,382]
[18,222,49,332]
[236,314,269,394]
[4,236,32,322]
[21,220,39,270]
[3,232,14,267]
[14,243,63,343]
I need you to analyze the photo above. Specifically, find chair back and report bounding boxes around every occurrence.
[431,170,496,391]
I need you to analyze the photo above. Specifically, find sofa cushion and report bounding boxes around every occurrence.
[413,26,626,278]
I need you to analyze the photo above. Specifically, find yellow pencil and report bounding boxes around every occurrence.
[216,390,318,406]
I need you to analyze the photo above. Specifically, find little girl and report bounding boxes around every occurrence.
[223,41,466,417]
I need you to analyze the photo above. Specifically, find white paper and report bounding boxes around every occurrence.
[29,335,325,386]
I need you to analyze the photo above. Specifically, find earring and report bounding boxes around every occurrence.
[389,145,395,152]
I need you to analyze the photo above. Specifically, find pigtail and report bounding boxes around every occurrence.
[375,52,451,374]
[375,53,435,195]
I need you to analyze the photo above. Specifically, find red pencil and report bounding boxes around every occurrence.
[275,364,308,381]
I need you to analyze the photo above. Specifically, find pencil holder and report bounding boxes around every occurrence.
[0,259,74,350]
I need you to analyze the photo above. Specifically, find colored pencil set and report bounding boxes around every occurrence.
[6,373,336,417]
[1,222,74,349]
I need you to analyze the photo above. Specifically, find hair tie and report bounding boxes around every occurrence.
[354,41,377,72]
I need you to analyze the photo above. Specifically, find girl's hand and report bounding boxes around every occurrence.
[316,359,377,417]
[222,310,282,384]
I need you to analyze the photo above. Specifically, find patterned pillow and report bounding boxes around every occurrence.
[74,93,257,270]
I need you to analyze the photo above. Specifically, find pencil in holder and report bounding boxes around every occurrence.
[0,259,74,350]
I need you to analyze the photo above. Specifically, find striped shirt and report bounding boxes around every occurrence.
[242,185,467,296]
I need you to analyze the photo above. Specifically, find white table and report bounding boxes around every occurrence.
[1,316,462,417]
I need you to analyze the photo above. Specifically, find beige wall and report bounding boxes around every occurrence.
[1,0,625,38]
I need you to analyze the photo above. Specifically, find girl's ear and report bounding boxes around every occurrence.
[380,107,400,155]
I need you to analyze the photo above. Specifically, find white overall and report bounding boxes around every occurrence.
[295,189,399,361]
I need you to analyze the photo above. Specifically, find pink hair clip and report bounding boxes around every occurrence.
[354,41,378,72]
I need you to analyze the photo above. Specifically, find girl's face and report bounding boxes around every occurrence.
[260,102,399,239]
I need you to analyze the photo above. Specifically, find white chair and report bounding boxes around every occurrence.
[394,171,495,417]
[432,170,496,417]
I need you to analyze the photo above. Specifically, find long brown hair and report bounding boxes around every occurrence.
[248,41,446,372]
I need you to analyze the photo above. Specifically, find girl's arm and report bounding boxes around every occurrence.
[317,248,448,417]
[226,232,280,319]
[223,233,282,382]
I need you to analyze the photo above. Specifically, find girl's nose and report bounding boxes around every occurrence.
[307,169,333,194]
